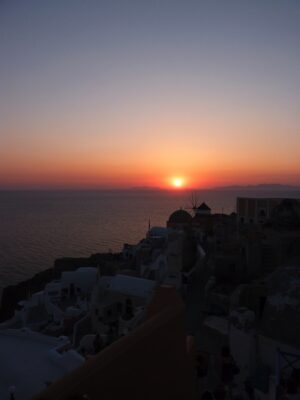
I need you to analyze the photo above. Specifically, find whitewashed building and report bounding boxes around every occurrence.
[0,328,84,400]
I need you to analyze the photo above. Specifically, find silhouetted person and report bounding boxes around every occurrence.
[70,283,75,298]
[196,354,208,378]
[107,325,114,344]
[221,346,239,385]
[114,318,119,334]
[201,391,213,400]
[125,297,132,306]
[123,305,133,320]
[244,380,254,400]
[259,295,267,319]
[214,384,227,400]
[286,371,298,395]
[292,368,300,389]
[182,273,188,297]
[93,333,102,353]
[9,385,15,400]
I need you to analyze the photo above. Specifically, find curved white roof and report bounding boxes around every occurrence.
[100,274,156,299]
[0,329,84,400]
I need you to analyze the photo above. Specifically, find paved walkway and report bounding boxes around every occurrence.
[184,266,229,395]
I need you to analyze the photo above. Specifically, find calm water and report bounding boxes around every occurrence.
[0,189,300,290]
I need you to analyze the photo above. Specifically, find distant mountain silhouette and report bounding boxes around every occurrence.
[129,186,162,191]
[212,183,300,191]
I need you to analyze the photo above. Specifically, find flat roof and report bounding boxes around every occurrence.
[100,274,156,299]
[204,316,229,335]
[0,329,83,400]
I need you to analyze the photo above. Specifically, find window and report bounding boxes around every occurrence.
[126,298,133,306]
[106,309,112,317]
[259,209,266,217]
[117,302,123,313]
[48,290,58,296]
[229,263,235,273]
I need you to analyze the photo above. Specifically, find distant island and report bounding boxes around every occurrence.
[211,183,300,191]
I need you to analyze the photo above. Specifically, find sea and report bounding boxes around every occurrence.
[1,188,300,292]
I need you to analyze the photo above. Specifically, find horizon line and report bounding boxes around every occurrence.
[0,183,300,192]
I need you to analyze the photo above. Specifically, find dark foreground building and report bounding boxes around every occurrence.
[34,286,198,400]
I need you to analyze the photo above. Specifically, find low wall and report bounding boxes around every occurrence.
[34,288,197,400]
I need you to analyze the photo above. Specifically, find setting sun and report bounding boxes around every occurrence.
[172,177,185,189]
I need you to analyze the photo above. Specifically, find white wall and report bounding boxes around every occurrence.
[229,325,256,378]
[61,268,98,294]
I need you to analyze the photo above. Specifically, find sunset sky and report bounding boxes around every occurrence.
[1,0,300,189]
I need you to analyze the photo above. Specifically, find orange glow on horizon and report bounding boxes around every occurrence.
[1,132,300,189]
[1,111,300,189]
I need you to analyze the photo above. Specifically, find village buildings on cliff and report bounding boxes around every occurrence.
[0,196,300,400]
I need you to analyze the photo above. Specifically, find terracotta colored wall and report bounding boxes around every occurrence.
[35,288,197,400]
